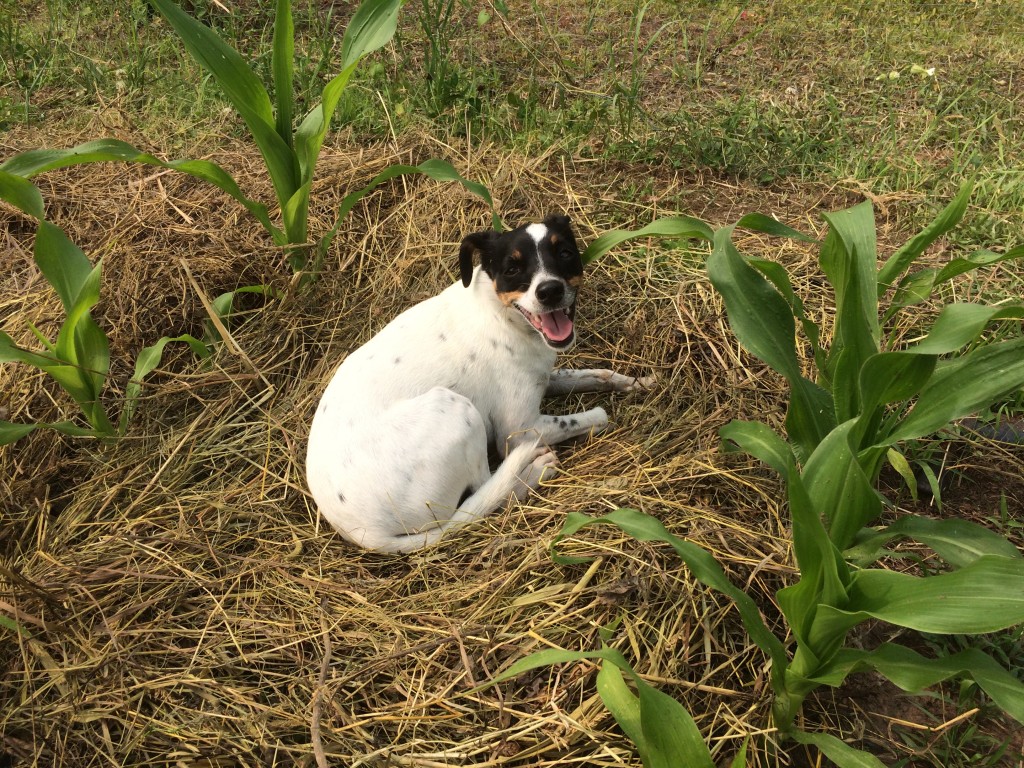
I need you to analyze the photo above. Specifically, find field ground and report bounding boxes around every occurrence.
[2,1,1024,766]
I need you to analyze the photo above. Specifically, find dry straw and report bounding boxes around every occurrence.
[3,127,1017,766]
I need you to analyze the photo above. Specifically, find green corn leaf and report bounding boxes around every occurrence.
[581,215,714,266]
[147,0,299,207]
[119,334,210,435]
[0,421,39,445]
[206,284,280,343]
[779,472,851,655]
[707,225,835,458]
[271,0,295,148]
[733,212,815,242]
[884,447,918,502]
[885,336,1024,444]
[819,202,880,396]
[72,315,113,413]
[747,257,823,366]
[877,182,973,293]
[1,330,66,373]
[596,663,646,757]
[493,646,714,768]
[908,302,1024,356]
[857,352,936,413]
[707,226,803,382]
[0,417,103,448]
[884,246,1024,321]
[634,670,715,768]
[812,642,1024,725]
[53,258,104,371]
[148,0,274,123]
[294,0,400,183]
[282,183,312,259]
[719,419,795,477]
[888,267,938,314]
[0,169,45,218]
[728,737,749,768]
[932,245,1024,283]
[32,220,94,313]
[789,730,887,768]
[1,140,283,243]
[551,509,787,674]
[814,555,1024,640]
[339,0,402,71]
[845,515,1021,570]
[0,419,102,446]
[802,420,881,550]
[598,659,716,768]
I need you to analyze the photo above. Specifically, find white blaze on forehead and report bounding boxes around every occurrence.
[525,223,548,245]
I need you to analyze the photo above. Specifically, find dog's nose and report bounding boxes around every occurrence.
[536,280,565,307]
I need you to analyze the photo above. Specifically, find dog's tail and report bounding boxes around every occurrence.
[375,440,544,554]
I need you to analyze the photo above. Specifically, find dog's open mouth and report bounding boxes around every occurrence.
[516,304,576,348]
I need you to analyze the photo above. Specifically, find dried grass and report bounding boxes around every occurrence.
[1,127,1018,767]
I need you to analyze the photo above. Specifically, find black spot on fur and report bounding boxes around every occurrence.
[559,419,568,429]
[504,344,514,355]
[394,356,401,364]
[469,351,477,362]
[337,491,346,503]
[438,332,447,342]
[570,418,579,427]
[490,339,498,349]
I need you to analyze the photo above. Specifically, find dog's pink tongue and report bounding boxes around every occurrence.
[539,309,573,342]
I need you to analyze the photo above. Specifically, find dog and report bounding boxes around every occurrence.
[305,214,649,553]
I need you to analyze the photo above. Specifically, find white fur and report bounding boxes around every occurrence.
[306,266,646,553]
[525,223,548,244]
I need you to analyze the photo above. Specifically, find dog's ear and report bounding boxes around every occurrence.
[458,230,496,287]
[543,213,571,230]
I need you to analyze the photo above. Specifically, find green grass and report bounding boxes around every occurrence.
[4,0,1022,228]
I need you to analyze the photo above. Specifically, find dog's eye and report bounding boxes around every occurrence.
[503,264,522,277]
[558,249,576,261]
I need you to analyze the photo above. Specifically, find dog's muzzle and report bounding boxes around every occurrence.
[515,279,577,349]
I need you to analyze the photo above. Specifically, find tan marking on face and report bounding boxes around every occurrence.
[549,234,560,245]
[511,249,523,261]
[567,275,583,289]
[495,283,526,307]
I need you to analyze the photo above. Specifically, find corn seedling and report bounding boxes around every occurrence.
[0,171,208,444]
[497,189,1024,766]
[0,0,498,278]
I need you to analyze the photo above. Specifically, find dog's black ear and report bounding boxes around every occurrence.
[544,213,572,231]
[458,231,495,287]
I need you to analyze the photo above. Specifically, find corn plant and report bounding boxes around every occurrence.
[0,171,208,444]
[494,189,1024,766]
[709,185,1024,743]
[0,0,498,277]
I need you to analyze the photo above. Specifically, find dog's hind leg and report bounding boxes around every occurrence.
[545,368,655,396]
[372,440,555,554]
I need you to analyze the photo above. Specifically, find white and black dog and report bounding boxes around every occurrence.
[306,214,648,553]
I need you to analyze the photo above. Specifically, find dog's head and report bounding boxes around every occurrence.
[459,214,583,350]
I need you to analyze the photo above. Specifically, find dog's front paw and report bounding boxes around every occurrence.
[626,374,657,392]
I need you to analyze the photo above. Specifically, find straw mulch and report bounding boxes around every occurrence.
[1,128,1019,767]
